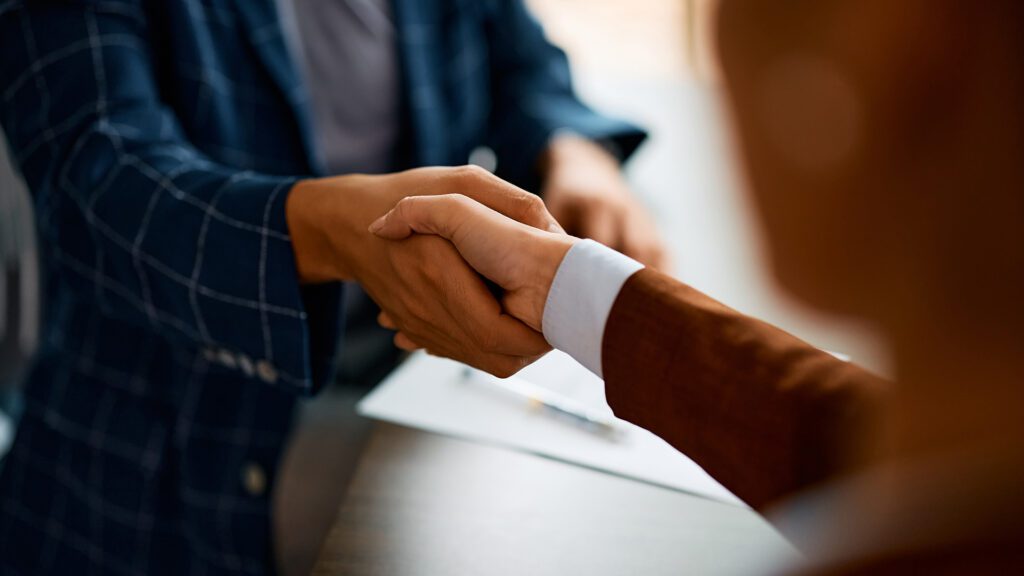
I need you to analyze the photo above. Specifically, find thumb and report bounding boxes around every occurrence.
[369,194,474,241]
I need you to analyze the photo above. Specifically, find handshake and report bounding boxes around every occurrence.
[287,158,665,377]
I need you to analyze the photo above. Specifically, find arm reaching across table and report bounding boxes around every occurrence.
[370,192,888,511]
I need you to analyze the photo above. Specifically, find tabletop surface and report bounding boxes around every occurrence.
[312,423,798,576]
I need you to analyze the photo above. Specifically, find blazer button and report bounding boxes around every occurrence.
[241,462,267,497]
[237,354,255,377]
[255,360,278,384]
[217,349,238,370]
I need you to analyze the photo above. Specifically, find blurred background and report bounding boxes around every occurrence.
[529,0,886,368]
[0,0,884,462]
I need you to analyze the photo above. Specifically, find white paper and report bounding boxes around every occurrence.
[358,350,744,507]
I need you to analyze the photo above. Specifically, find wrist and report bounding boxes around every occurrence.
[517,232,578,331]
[540,132,622,183]
[287,179,338,283]
[287,177,375,283]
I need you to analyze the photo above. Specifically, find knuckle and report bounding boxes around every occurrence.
[394,196,419,216]
[525,193,547,215]
[452,164,488,184]
[517,193,548,224]
[436,194,473,223]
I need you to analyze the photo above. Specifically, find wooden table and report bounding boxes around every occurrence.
[312,423,798,576]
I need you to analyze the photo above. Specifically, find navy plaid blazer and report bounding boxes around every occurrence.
[0,0,644,574]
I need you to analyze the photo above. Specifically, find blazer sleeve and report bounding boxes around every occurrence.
[602,269,888,510]
[0,1,342,394]
[481,0,647,189]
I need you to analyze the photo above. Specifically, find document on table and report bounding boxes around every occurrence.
[358,350,744,507]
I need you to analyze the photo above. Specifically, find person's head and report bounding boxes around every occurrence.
[716,1,1024,338]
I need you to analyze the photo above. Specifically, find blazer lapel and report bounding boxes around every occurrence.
[392,0,449,167]
[230,0,324,174]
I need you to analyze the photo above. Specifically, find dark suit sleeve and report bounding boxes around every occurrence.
[602,269,888,510]
[0,1,341,394]
[481,0,647,188]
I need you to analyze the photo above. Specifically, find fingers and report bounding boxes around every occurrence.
[470,352,544,379]
[620,211,673,271]
[392,332,544,379]
[624,239,671,271]
[645,244,672,272]
[378,311,396,330]
[393,332,420,352]
[369,195,475,241]
[374,166,566,241]
[557,189,671,271]
[577,207,670,270]
[578,203,623,250]
[437,257,552,358]
[447,166,563,233]
[383,310,548,360]
[480,312,552,357]
[372,235,551,371]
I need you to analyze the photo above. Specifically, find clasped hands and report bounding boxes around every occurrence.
[288,143,665,377]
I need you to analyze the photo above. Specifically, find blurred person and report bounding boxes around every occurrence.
[0,1,667,575]
[370,0,1024,573]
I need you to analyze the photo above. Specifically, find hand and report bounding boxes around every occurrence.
[540,133,670,270]
[369,193,578,334]
[286,166,562,376]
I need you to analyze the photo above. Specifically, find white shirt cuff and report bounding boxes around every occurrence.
[541,239,644,378]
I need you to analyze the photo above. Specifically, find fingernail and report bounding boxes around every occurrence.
[368,215,386,234]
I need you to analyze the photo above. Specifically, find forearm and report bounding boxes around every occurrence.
[537,132,623,185]
[46,126,337,392]
[602,269,888,510]
[366,160,881,507]
[287,178,346,284]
